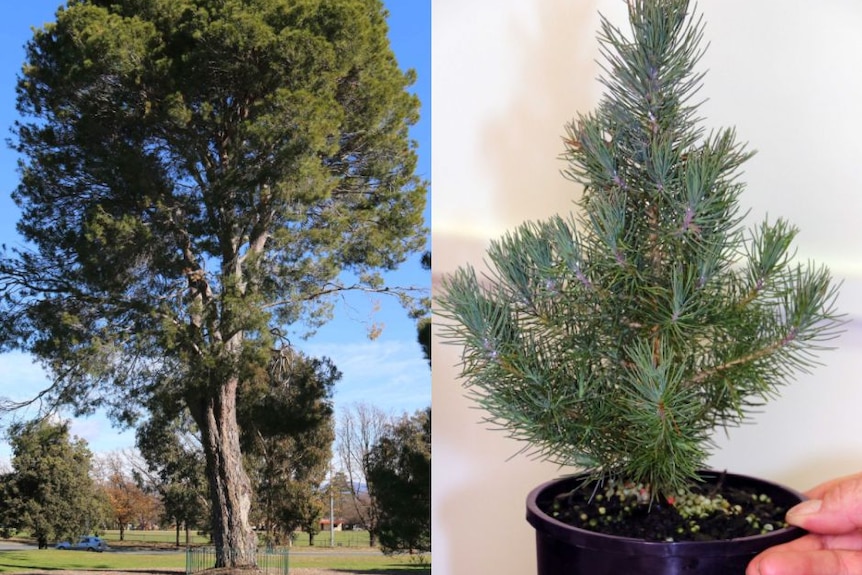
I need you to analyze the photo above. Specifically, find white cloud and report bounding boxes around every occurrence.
[68,417,137,455]
[0,334,431,466]
[300,338,431,413]
[0,351,135,460]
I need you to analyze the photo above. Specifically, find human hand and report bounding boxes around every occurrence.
[747,472,862,575]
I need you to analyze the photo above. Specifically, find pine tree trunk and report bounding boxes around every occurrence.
[193,374,258,568]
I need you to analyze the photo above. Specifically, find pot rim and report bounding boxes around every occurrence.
[526,470,807,558]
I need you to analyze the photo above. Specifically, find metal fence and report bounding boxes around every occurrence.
[185,547,290,575]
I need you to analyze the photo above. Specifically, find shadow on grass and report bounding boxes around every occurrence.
[331,568,431,575]
[331,572,430,575]
[0,570,182,575]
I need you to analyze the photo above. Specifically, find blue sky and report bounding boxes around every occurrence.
[0,0,430,460]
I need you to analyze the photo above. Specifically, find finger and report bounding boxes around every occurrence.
[748,548,862,575]
[748,533,862,575]
[761,532,862,553]
[806,472,862,500]
[787,477,862,534]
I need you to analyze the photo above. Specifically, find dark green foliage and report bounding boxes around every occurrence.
[0,0,426,561]
[417,317,431,366]
[436,0,842,498]
[241,350,338,544]
[1,420,103,546]
[366,407,430,554]
[2,0,426,420]
[240,350,338,440]
[417,252,431,365]
[136,409,210,539]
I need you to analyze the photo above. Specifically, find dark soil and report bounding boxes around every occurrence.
[545,475,790,542]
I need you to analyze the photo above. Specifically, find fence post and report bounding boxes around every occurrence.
[185,547,288,575]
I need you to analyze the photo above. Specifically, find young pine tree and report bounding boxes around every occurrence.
[437,0,842,499]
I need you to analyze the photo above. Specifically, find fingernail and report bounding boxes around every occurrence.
[787,498,822,519]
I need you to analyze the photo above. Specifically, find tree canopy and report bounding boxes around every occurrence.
[366,407,431,555]
[242,351,339,546]
[0,420,102,547]
[0,0,426,566]
[135,408,210,544]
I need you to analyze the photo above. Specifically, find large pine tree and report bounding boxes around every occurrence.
[0,0,426,566]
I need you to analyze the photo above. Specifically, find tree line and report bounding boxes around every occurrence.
[0,400,430,555]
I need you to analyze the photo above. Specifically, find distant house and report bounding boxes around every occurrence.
[319,518,345,532]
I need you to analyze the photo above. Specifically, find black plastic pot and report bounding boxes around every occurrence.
[526,471,806,575]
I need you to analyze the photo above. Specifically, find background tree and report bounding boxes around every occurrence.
[367,407,431,555]
[0,472,16,539]
[0,0,426,567]
[160,479,208,546]
[1,420,101,548]
[328,470,368,529]
[94,453,163,540]
[336,402,391,547]
[297,485,327,547]
[241,350,337,546]
[136,408,209,546]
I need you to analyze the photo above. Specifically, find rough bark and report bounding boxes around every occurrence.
[192,374,257,568]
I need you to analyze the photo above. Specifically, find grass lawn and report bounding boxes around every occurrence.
[101,529,372,549]
[0,549,430,573]
[286,553,430,572]
[1,530,428,573]
[0,549,184,572]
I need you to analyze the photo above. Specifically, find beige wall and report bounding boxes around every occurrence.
[432,1,862,574]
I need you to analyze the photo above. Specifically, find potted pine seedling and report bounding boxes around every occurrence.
[436,1,843,574]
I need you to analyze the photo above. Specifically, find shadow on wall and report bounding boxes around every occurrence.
[433,2,606,575]
[481,0,603,228]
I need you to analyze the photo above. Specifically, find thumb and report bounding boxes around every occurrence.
[787,478,862,534]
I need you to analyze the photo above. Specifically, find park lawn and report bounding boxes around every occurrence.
[100,529,372,549]
[0,550,184,572]
[0,549,430,573]
[288,553,430,572]
[101,530,211,547]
